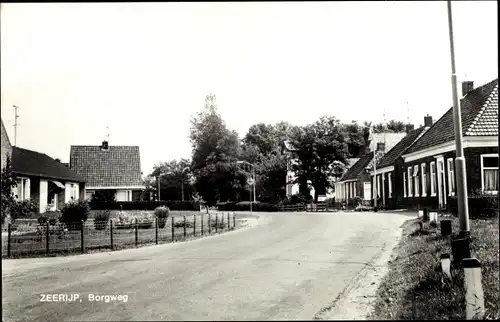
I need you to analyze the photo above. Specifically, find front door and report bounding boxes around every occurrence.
[363,182,371,200]
[436,158,446,208]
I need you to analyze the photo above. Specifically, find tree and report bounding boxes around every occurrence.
[341,121,368,158]
[1,156,17,225]
[150,159,194,201]
[189,94,244,206]
[288,116,349,202]
[254,151,288,203]
[386,119,406,132]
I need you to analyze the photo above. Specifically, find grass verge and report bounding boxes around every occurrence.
[368,215,499,320]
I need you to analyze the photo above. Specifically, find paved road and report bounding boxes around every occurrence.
[2,211,413,321]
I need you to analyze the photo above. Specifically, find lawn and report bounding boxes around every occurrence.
[369,215,499,320]
[2,212,238,258]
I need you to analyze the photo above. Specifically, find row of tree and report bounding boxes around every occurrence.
[144,94,408,206]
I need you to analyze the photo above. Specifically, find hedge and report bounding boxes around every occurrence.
[89,200,199,211]
[217,201,279,212]
[448,194,499,219]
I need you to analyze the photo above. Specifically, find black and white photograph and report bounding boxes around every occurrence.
[1,1,498,321]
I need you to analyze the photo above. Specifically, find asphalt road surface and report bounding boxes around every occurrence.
[2,211,414,321]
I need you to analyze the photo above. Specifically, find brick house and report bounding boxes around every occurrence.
[336,132,406,204]
[397,79,498,210]
[70,141,144,201]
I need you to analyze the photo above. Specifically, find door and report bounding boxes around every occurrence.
[363,182,372,200]
[436,158,446,208]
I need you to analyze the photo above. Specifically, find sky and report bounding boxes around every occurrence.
[1,2,498,175]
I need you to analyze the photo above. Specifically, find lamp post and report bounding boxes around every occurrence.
[447,0,470,236]
[237,161,256,213]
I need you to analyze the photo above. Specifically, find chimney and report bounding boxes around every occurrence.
[101,140,109,151]
[405,124,415,134]
[376,142,385,153]
[462,81,474,97]
[424,114,433,127]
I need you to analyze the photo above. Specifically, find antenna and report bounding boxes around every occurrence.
[105,126,110,141]
[13,105,20,146]
[383,106,387,144]
[406,101,411,125]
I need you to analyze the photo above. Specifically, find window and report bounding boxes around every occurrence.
[388,172,392,197]
[447,158,455,196]
[413,165,420,197]
[353,182,356,197]
[15,178,30,201]
[421,163,427,197]
[430,161,436,196]
[403,172,407,197]
[407,167,413,197]
[70,184,78,200]
[481,155,499,194]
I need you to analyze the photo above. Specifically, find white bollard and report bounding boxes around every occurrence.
[440,254,452,281]
[418,210,423,218]
[463,258,485,320]
[430,212,438,224]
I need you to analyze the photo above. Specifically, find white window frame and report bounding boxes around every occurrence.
[407,167,413,197]
[388,172,392,197]
[430,161,436,196]
[421,163,427,197]
[353,182,356,197]
[447,158,455,196]
[15,177,30,201]
[413,165,420,197]
[481,154,499,195]
[403,172,407,197]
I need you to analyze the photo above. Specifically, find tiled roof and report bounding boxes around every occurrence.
[11,147,85,182]
[406,78,498,154]
[340,152,374,181]
[376,127,428,169]
[70,145,143,188]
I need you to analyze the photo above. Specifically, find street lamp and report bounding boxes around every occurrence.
[447,0,470,237]
[237,160,256,213]
[372,150,383,209]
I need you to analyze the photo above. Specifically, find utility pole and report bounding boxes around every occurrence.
[13,105,20,146]
[447,0,470,236]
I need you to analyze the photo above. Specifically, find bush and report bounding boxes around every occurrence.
[137,212,155,229]
[89,200,199,211]
[174,217,193,228]
[94,210,110,230]
[115,212,155,229]
[37,211,61,226]
[11,199,39,221]
[448,193,499,219]
[59,200,90,230]
[154,206,170,228]
[116,212,134,230]
[217,201,278,212]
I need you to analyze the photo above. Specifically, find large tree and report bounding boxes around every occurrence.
[189,94,245,206]
[150,158,193,201]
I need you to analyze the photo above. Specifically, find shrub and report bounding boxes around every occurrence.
[217,201,278,212]
[37,211,61,226]
[115,212,155,229]
[59,200,90,230]
[174,217,193,228]
[116,212,134,230]
[89,200,199,211]
[154,206,170,228]
[448,192,499,219]
[136,212,154,229]
[94,210,110,230]
[10,199,39,221]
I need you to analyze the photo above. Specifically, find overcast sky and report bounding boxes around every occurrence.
[1,2,497,175]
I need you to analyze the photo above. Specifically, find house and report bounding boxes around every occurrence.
[10,147,86,213]
[70,140,144,201]
[1,119,12,170]
[397,79,498,210]
[369,122,430,209]
[335,131,407,205]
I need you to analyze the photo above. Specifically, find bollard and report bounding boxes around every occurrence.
[423,207,429,222]
[451,237,471,266]
[134,218,138,247]
[227,213,230,230]
[463,258,485,320]
[221,214,224,231]
[418,209,423,218]
[440,253,452,281]
[215,214,218,233]
[80,220,85,253]
[193,214,196,237]
[183,216,186,239]
[155,217,158,245]
[110,219,114,250]
[201,214,204,235]
[208,214,211,234]
[233,214,236,230]
[440,219,452,237]
[430,211,438,224]
[46,221,50,254]
[7,223,11,257]
[171,216,175,242]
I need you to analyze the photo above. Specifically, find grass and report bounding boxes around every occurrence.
[369,215,499,320]
[2,212,239,259]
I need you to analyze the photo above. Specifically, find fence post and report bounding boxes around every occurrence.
[233,214,236,230]
[7,223,11,257]
[227,213,230,230]
[208,214,211,234]
[183,216,186,239]
[215,214,218,233]
[134,218,138,247]
[463,258,485,320]
[110,219,114,250]
[155,216,158,245]
[46,221,50,255]
[171,216,175,242]
[193,214,196,237]
[221,213,224,231]
[201,214,204,235]
[80,220,84,254]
